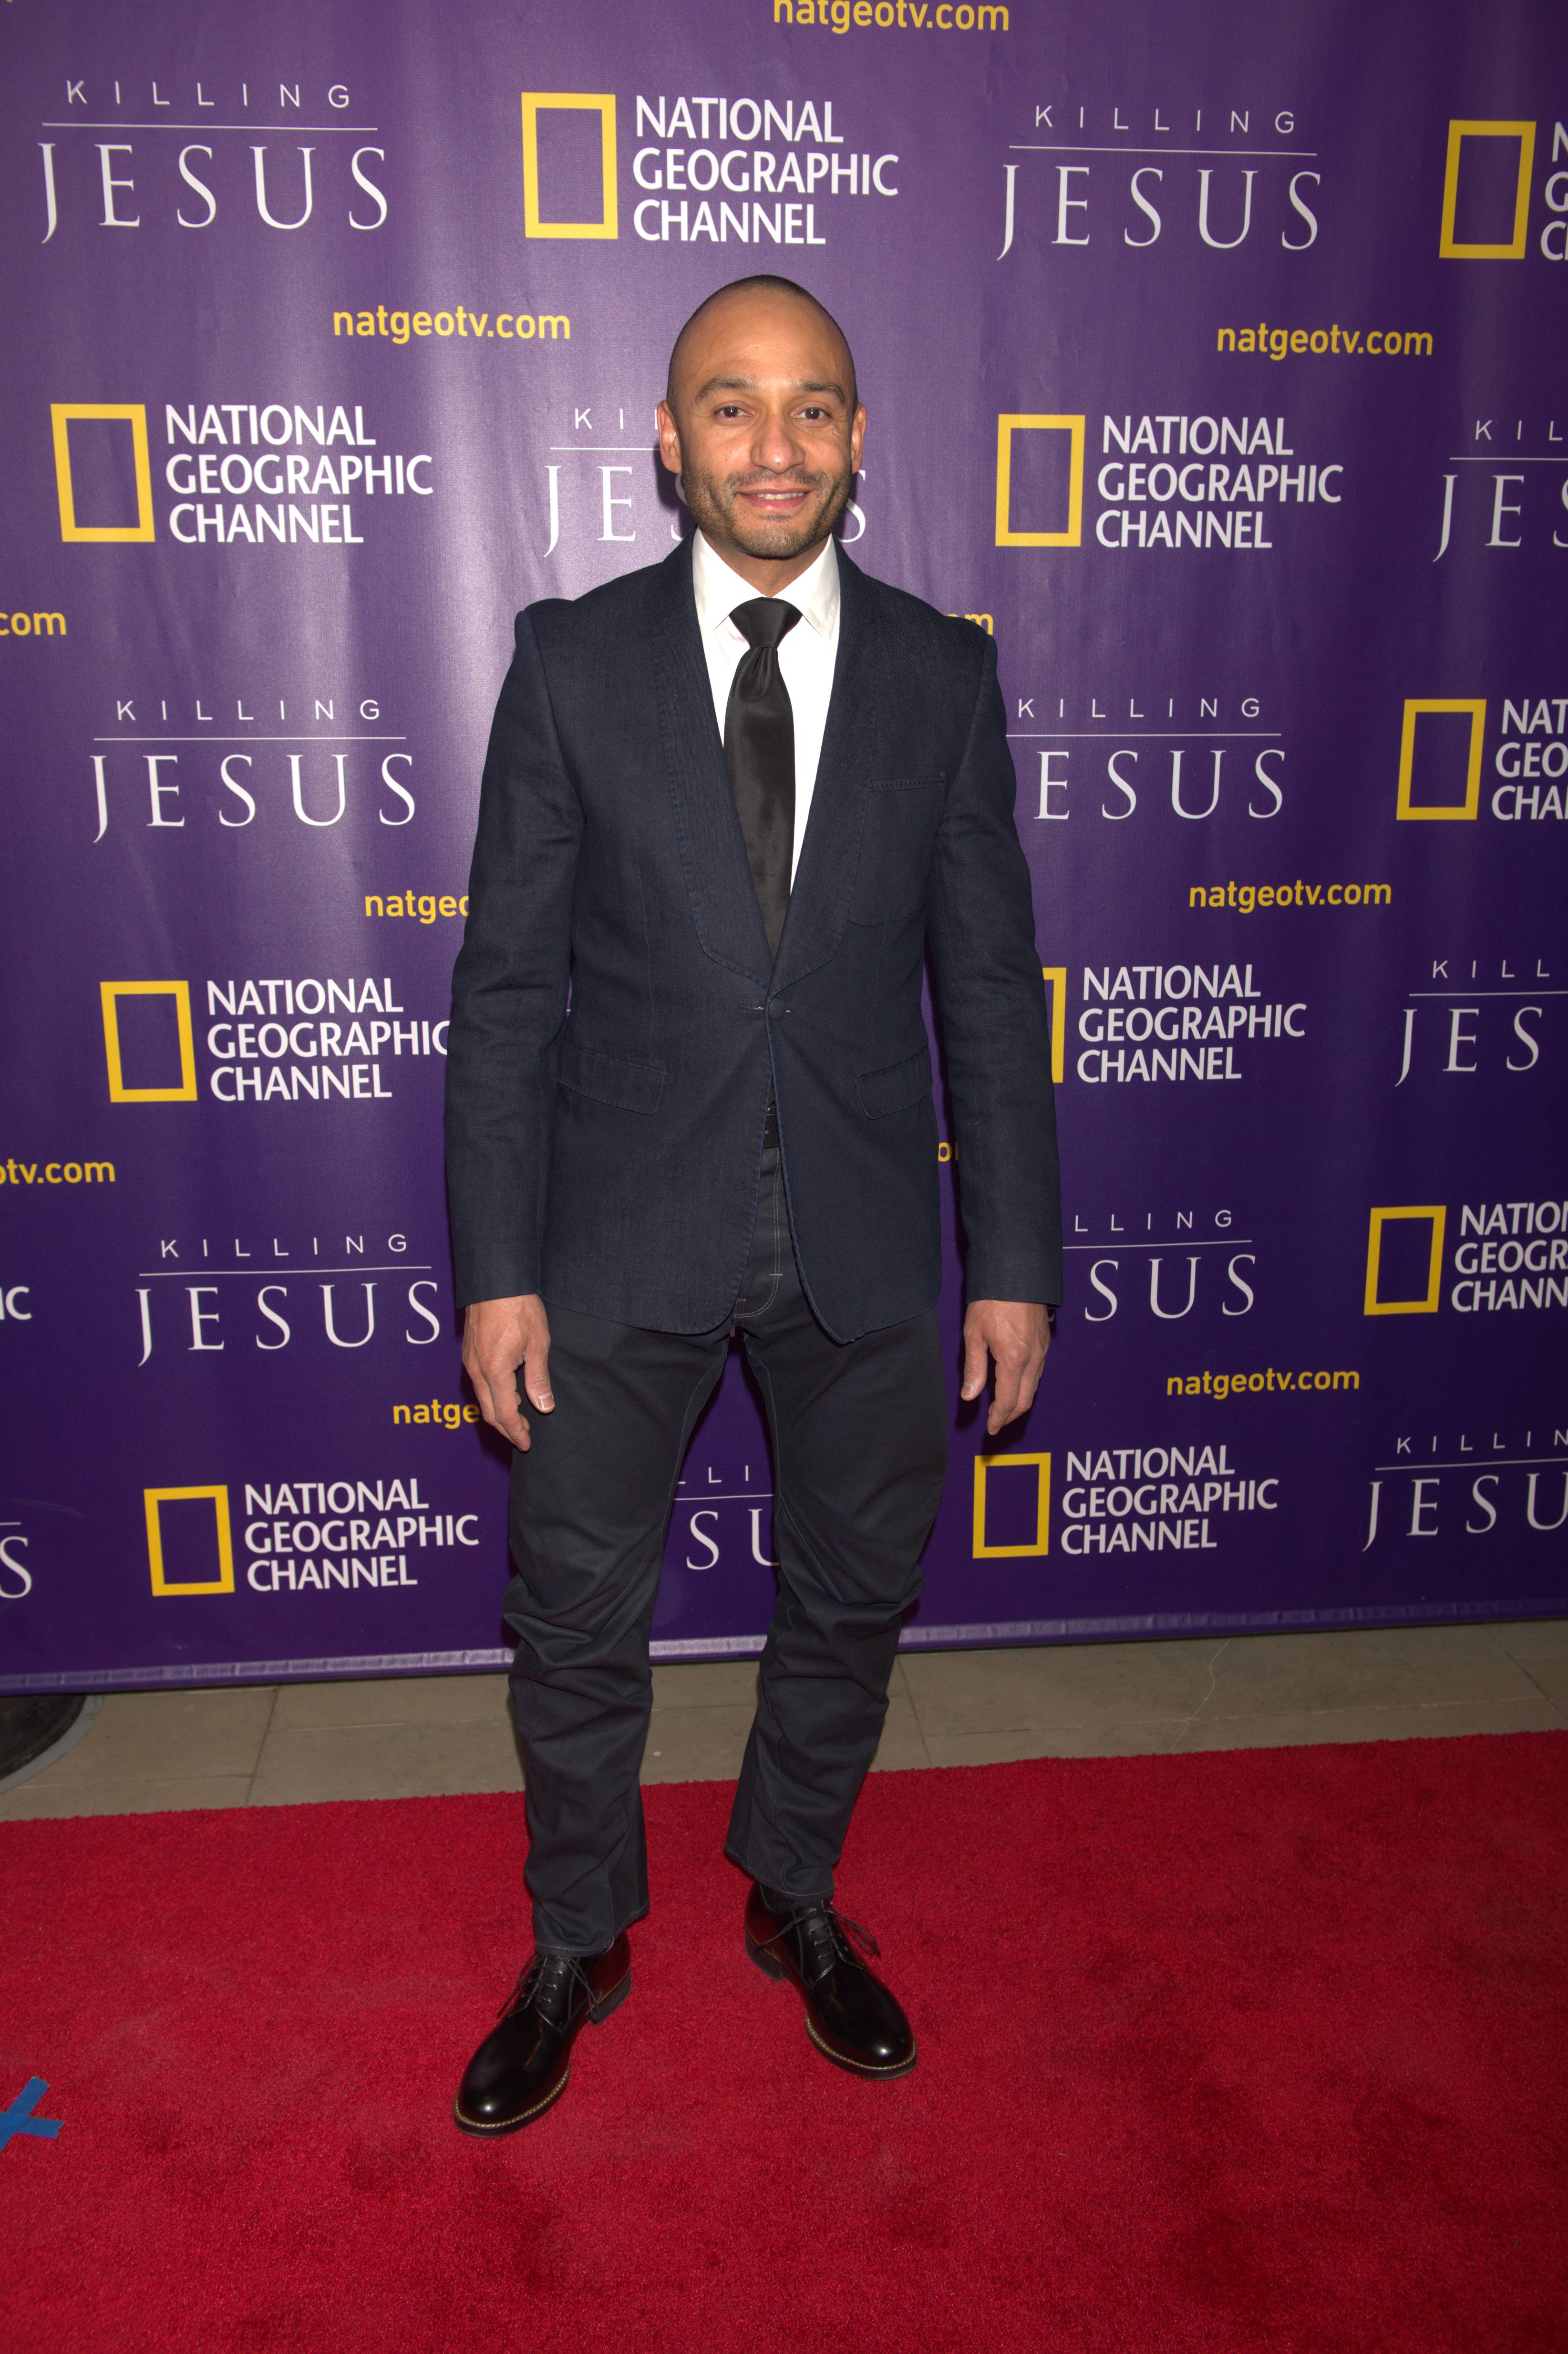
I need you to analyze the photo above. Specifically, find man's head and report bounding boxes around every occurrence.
[657,276,865,590]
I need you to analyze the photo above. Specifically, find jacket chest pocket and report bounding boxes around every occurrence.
[847,777,947,924]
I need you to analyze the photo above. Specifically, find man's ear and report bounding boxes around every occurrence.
[656,398,683,476]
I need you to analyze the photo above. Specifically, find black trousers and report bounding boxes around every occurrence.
[503,1148,949,1954]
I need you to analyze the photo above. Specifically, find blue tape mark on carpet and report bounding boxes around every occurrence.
[0,2078,62,2152]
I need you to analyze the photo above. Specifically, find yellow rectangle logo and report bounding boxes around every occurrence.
[521,93,618,238]
[973,1451,1051,1556]
[996,415,1084,547]
[52,403,155,541]
[101,981,198,1102]
[145,1486,234,1597]
[1364,1207,1447,1316]
[1396,699,1485,821]
[1439,120,1535,259]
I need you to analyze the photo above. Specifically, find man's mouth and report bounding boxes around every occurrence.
[734,482,814,516]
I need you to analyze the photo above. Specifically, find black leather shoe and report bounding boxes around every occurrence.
[745,1885,916,2078]
[453,1934,631,2135]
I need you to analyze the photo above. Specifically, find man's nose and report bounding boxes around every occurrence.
[749,406,805,471]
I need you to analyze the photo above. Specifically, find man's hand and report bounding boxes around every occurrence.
[961,1300,1051,1437]
[463,1294,554,1451]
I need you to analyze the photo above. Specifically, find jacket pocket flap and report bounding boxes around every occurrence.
[855,1043,932,1119]
[557,1041,666,1115]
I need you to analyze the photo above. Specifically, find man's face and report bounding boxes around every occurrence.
[658,291,866,569]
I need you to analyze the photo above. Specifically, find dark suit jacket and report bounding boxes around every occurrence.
[445,536,1061,1341]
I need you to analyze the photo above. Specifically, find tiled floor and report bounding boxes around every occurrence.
[2,1619,1564,1820]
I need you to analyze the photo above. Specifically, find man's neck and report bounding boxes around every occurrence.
[697,528,830,598]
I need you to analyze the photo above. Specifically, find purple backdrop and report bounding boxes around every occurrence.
[2,0,1564,1690]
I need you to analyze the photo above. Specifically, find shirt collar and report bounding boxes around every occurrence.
[691,529,840,642]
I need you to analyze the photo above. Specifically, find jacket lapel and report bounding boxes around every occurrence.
[773,547,884,992]
[650,536,773,982]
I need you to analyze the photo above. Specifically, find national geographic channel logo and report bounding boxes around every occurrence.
[52,403,154,541]
[972,1450,1050,1557]
[519,91,898,248]
[994,412,1344,555]
[1364,1202,1568,1318]
[1439,120,1568,263]
[144,1485,235,1596]
[101,982,197,1103]
[1395,698,1568,824]
[142,1476,476,1597]
[98,976,447,1107]
[1069,962,1306,1087]
[1055,1442,1279,1559]
[51,400,432,550]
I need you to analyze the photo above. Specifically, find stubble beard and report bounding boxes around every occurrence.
[680,455,855,562]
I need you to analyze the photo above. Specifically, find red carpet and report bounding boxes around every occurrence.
[3,1737,1565,2354]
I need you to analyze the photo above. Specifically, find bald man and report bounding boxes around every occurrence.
[446,275,1061,2134]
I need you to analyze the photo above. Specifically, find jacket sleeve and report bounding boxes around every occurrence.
[925,631,1063,1306]
[444,610,582,1308]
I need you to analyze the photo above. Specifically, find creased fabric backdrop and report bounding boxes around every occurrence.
[1,0,1564,1690]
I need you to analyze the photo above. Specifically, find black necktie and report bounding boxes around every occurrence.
[723,599,801,960]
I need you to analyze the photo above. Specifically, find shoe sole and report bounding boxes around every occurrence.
[452,1964,631,2137]
[745,1932,918,2080]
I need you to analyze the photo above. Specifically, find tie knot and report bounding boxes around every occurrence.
[731,598,802,653]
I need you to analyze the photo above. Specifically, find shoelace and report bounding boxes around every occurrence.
[500,1951,598,2025]
[758,1903,880,1990]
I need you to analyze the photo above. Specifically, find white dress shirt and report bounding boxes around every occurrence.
[690,529,841,882]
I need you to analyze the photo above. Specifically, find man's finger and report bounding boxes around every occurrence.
[473,1355,532,1451]
[959,1324,990,1403]
[990,1353,1044,1434]
[986,1336,1046,1435]
[986,1351,1024,1434]
[521,1329,554,1414]
[489,1359,532,1446]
